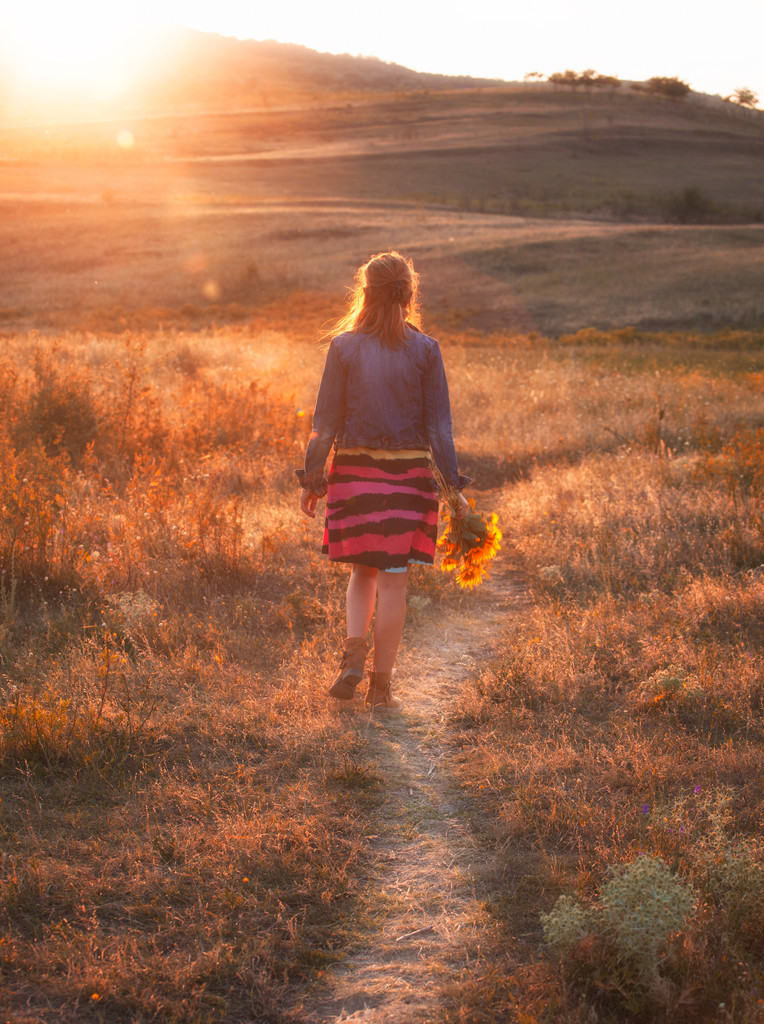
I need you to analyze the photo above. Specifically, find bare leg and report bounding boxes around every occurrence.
[346,564,378,638]
[373,570,408,673]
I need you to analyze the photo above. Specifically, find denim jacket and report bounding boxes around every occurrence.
[297,328,469,497]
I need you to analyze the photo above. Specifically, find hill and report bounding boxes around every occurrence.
[1,54,763,335]
[0,27,501,121]
[148,28,501,104]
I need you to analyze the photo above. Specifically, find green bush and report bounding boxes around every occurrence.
[542,856,696,1002]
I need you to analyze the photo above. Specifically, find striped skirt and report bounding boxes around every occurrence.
[322,448,439,572]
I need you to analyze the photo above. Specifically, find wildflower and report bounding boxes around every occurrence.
[433,467,501,589]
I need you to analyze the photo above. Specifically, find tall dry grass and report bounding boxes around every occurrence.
[0,313,762,1021]
[439,331,764,1022]
[0,323,385,1022]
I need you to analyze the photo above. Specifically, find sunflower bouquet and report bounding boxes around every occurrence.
[434,471,502,589]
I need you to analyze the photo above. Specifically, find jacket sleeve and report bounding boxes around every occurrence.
[423,341,470,491]
[295,340,347,496]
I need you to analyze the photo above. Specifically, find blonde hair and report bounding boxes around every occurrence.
[328,251,421,349]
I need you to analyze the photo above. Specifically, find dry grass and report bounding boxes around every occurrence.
[440,334,764,1022]
[0,324,387,1022]
[1,314,761,1022]
[466,227,764,333]
[1,85,763,1020]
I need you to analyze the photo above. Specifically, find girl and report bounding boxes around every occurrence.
[298,251,469,709]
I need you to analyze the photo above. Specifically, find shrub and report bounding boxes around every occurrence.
[547,69,619,90]
[631,664,705,711]
[542,856,696,1003]
[664,186,715,224]
[14,349,99,463]
[643,76,691,98]
[0,436,75,591]
[704,841,764,950]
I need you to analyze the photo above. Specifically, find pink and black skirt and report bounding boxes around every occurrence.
[322,448,439,572]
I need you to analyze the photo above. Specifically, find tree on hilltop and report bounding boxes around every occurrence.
[726,87,759,108]
[547,69,620,90]
[548,69,581,88]
[639,76,691,98]
[588,72,620,90]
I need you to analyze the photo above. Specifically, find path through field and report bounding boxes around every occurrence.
[296,558,529,1024]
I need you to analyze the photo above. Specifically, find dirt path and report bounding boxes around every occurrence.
[296,565,529,1024]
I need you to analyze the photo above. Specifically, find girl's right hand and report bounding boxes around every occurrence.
[300,488,319,519]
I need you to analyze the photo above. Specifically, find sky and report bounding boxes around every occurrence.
[2,0,763,107]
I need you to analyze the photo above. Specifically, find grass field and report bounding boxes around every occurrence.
[1,85,763,1022]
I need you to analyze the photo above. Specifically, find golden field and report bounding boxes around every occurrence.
[1,84,763,1022]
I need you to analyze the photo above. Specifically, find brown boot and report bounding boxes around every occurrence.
[365,671,403,711]
[328,637,369,700]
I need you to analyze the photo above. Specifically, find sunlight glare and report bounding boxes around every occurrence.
[2,7,160,105]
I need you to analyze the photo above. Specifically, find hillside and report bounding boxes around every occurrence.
[0,27,501,121]
[1,64,763,335]
[150,28,501,102]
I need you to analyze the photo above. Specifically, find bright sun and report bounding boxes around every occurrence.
[2,8,161,105]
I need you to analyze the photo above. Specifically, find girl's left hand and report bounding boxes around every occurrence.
[300,488,319,519]
[453,491,470,520]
